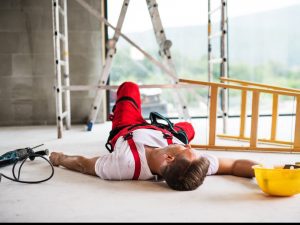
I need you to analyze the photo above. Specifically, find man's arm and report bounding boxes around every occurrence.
[49,152,99,176]
[216,158,259,178]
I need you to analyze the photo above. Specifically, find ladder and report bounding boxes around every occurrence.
[52,0,191,138]
[82,0,191,131]
[52,0,71,138]
[180,78,300,153]
[146,0,190,122]
[208,0,229,133]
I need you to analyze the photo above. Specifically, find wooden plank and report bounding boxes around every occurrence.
[220,77,300,93]
[250,91,260,148]
[271,94,278,140]
[240,89,247,138]
[294,95,300,149]
[209,86,218,146]
[179,78,299,97]
[191,144,298,153]
[217,134,293,146]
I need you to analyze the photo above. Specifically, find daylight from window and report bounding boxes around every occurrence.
[107,0,300,119]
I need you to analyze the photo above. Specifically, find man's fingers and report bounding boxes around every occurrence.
[49,152,63,166]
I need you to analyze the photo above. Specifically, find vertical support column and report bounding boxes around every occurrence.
[239,89,247,138]
[62,0,71,130]
[270,93,278,141]
[209,86,218,146]
[52,0,64,138]
[293,95,300,150]
[250,91,260,148]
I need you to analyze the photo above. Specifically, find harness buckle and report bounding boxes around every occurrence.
[108,113,114,121]
[105,142,113,153]
[163,133,172,140]
[123,132,133,140]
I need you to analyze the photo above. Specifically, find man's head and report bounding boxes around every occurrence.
[155,144,210,191]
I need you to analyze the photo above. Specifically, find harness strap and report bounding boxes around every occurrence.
[112,96,139,113]
[124,129,173,180]
[124,132,141,180]
[105,124,132,153]
[107,124,174,152]
[164,133,173,145]
[167,139,173,145]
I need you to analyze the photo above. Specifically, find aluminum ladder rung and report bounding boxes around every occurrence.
[58,32,66,41]
[54,31,66,41]
[58,5,65,16]
[56,60,66,66]
[208,5,222,15]
[208,30,226,39]
[209,57,226,64]
[61,111,68,119]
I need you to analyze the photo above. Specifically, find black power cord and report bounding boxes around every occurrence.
[0,144,54,184]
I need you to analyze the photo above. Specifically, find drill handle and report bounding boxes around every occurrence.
[29,149,49,161]
[0,150,19,168]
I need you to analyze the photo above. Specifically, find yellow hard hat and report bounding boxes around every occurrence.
[253,164,300,197]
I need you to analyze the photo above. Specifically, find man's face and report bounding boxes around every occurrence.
[152,144,197,175]
[164,144,197,162]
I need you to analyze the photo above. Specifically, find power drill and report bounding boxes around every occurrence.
[0,144,49,168]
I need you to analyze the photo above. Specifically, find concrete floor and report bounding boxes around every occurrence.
[0,119,300,222]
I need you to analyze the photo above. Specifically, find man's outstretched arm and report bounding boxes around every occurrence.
[49,152,99,176]
[216,158,259,178]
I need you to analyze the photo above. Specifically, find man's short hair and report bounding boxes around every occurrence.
[162,156,210,191]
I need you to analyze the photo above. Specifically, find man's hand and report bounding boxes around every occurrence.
[49,152,64,167]
[49,152,99,176]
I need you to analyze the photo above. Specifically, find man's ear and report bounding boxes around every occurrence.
[185,144,192,149]
[165,154,175,163]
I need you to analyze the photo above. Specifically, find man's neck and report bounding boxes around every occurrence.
[144,145,162,176]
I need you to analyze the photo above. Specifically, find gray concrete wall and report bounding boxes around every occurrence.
[0,0,105,126]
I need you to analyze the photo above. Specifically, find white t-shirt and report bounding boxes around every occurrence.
[95,129,219,180]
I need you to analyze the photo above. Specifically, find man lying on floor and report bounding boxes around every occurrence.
[50,81,258,191]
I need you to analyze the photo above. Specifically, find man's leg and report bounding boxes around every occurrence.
[50,152,99,176]
[112,81,146,129]
[174,122,195,143]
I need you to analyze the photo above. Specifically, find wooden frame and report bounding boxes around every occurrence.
[179,78,300,153]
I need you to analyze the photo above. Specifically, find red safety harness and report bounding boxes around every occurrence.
[122,126,174,180]
[106,93,189,180]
